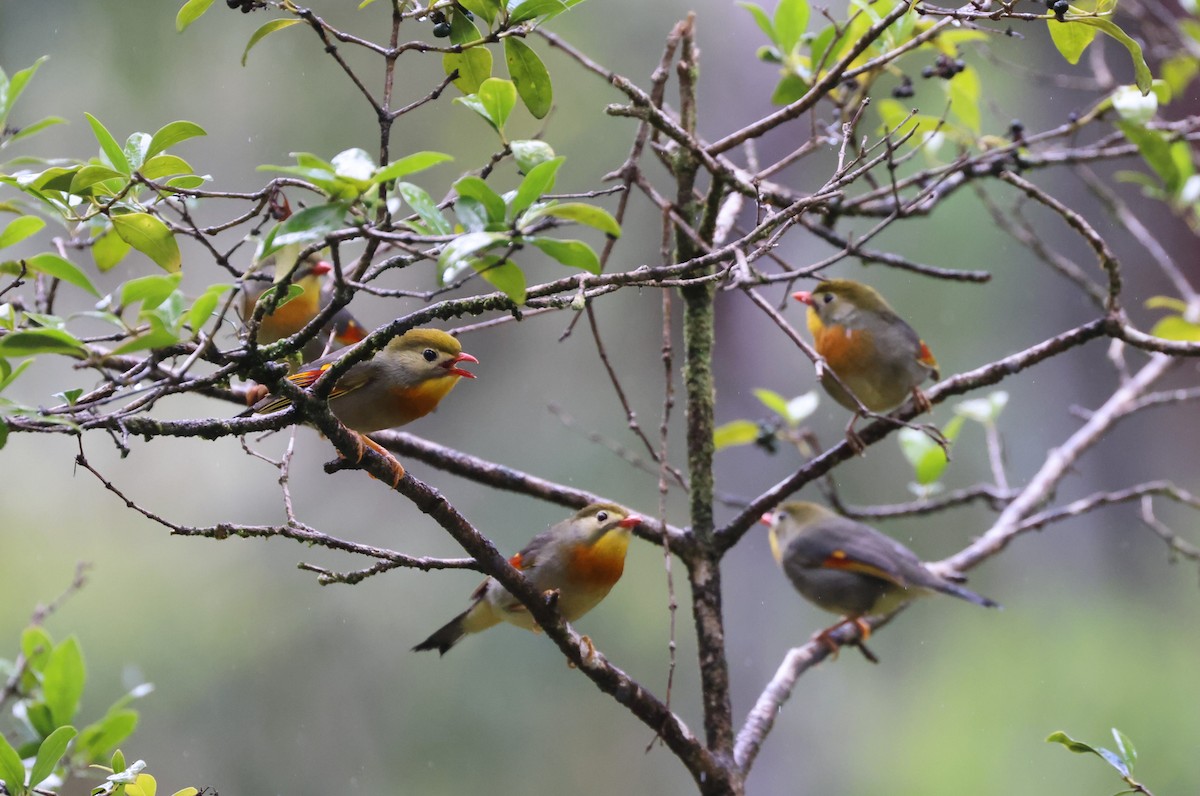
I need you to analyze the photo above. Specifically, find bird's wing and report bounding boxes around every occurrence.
[796,517,925,589]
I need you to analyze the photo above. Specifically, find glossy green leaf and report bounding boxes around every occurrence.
[53,388,83,405]
[1117,122,1182,194]
[0,732,25,796]
[176,0,216,31]
[331,147,376,186]
[44,636,86,725]
[29,726,76,789]
[186,284,232,333]
[23,253,101,296]
[773,0,810,51]
[1046,730,1098,754]
[0,216,45,249]
[252,283,304,313]
[139,154,193,181]
[444,14,492,94]
[1112,728,1137,771]
[527,237,599,273]
[714,419,761,450]
[523,202,621,236]
[146,120,206,158]
[439,231,507,281]
[478,78,517,131]
[504,38,552,119]
[260,203,347,258]
[510,156,563,219]
[455,197,490,233]
[372,151,453,184]
[70,164,127,194]
[458,0,500,25]
[954,391,1008,424]
[2,56,49,124]
[510,139,556,173]
[1071,17,1152,93]
[454,176,507,224]
[474,256,526,303]
[112,213,181,272]
[242,19,302,66]
[93,228,132,272]
[898,416,962,485]
[508,0,566,22]
[84,113,130,175]
[120,273,182,310]
[396,182,453,235]
[0,328,86,358]
[123,132,150,172]
[770,73,808,105]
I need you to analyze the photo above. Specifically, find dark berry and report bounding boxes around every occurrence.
[433,20,452,37]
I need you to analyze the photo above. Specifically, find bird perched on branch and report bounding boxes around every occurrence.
[792,279,939,451]
[241,249,368,363]
[414,503,643,656]
[249,328,477,486]
[762,502,997,655]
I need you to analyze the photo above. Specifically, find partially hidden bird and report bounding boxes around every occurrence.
[762,501,997,651]
[242,250,368,363]
[792,279,939,450]
[250,328,477,486]
[413,503,643,656]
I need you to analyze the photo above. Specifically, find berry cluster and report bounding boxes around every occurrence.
[1045,0,1071,21]
[921,54,966,80]
[224,0,265,12]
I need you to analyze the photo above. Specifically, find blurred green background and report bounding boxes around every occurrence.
[2,1,1198,794]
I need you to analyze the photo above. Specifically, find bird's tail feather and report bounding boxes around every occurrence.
[412,610,470,656]
[936,580,1000,609]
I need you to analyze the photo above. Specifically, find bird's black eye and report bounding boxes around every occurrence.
[596,511,608,523]
[821,293,834,304]
[422,348,437,362]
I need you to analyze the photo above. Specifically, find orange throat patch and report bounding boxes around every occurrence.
[567,531,630,590]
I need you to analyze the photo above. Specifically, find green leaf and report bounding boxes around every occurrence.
[508,0,566,22]
[754,388,792,419]
[121,273,182,310]
[20,254,101,297]
[770,73,808,105]
[69,165,127,195]
[54,388,83,405]
[478,78,517,132]
[439,231,507,281]
[186,284,232,333]
[242,19,302,66]
[124,132,151,173]
[1145,295,1189,312]
[474,256,526,303]
[454,176,507,224]
[946,65,981,133]
[77,710,138,762]
[146,121,206,158]
[29,726,76,789]
[21,625,54,665]
[93,228,132,272]
[1149,315,1200,341]
[1071,17,1153,93]
[139,155,194,181]
[0,418,7,449]
[396,182,453,235]
[504,38,553,119]
[0,216,45,249]
[773,0,810,52]
[0,732,26,796]
[714,419,761,450]
[1047,14,1095,64]
[897,416,962,486]
[1046,730,1099,754]
[510,139,556,173]
[0,328,86,358]
[1111,84,1157,124]
[455,197,490,233]
[111,213,181,273]
[444,14,492,94]
[784,390,819,424]
[259,203,347,258]
[252,283,305,313]
[738,2,777,44]
[84,113,130,175]
[372,151,454,184]
[1112,728,1137,772]
[1117,122,1182,194]
[522,202,621,236]
[527,237,600,273]
[331,147,377,185]
[459,0,500,25]
[2,56,50,126]
[7,115,67,145]
[176,0,217,31]
[510,156,564,219]
[43,636,86,726]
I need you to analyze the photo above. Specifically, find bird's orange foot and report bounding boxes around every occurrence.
[245,382,269,406]
[843,415,867,455]
[356,433,406,487]
[912,387,932,414]
[813,616,872,660]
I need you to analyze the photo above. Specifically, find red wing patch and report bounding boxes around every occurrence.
[820,549,906,587]
[918,340,939,370]
[286,363,334,390]
[509,551,526,570]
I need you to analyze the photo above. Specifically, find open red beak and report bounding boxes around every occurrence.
[310,260,333,275]
[619,514,644,529]
[443,351,479,379]
[791,291,813,306]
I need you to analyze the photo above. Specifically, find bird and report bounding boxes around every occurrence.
[242,249,368,363]
[792,279,939,450]
[413,503,643,656]
[250,328,477,486]
[762,501,997,652]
